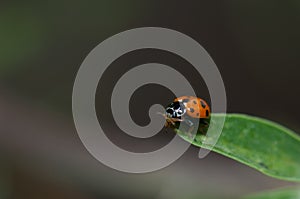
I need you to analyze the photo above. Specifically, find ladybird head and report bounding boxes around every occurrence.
[165,101,186,119]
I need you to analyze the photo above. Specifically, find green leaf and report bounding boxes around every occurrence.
[175,113,300,182]
[242,186,300,199]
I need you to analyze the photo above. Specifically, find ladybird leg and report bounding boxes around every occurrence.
[187,126,195,140]
[171,118,184,122]
[203,118,210,126]
[200,120,209,129]
[157,112,168,119]
[184,118,194,127]
[180,117,196,139]
[164,118,175,126]
[158,113,170,127]
[169,118,176,126]
[199,118,211,135]
[164,121,169,127]
[157,112,176,127]
[198,127,206,135]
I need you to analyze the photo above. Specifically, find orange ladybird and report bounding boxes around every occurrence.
[174,96,210,119]
[162,96,210,135]
[164,96,211,130]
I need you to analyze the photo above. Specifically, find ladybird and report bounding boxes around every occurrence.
[163,96,211,135]
[173,96,210,119]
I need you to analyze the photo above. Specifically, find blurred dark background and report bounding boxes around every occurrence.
[0,1,299,199]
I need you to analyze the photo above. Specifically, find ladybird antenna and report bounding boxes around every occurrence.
[156,112,167,119]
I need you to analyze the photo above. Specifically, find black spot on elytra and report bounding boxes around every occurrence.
[200,100,206,108]
[193,100,197,104]
[196,113,199,116]
[190,108,194,113]
[206,110,209,117]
